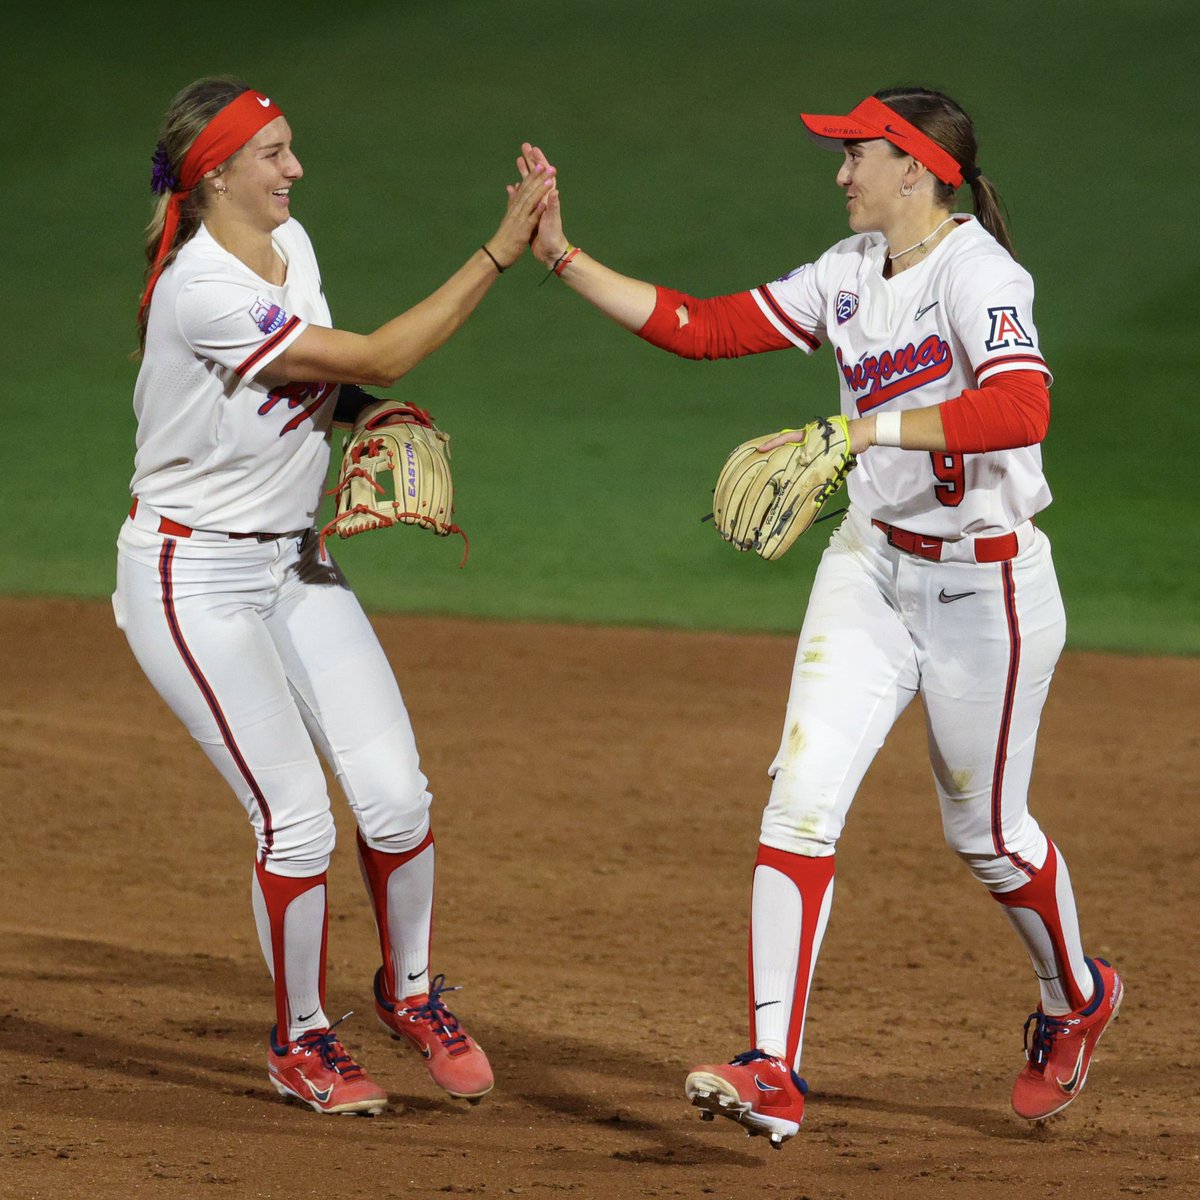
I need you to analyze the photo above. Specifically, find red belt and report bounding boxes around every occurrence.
[129,499,301,542]
[871,519,1019,563]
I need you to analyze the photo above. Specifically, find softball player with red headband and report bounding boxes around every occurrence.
[522,86,1121,1145]
[114,76,555,1115]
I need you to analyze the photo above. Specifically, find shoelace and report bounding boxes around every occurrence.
[295,1013,369,1080]
[408,974,469,1053]
[1023,1011,1069,1070]
[729,1048,809,1095]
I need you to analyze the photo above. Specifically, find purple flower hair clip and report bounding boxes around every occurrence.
[150,142,178,195]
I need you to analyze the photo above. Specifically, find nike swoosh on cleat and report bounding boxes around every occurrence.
[753,1075,782,1093]
[1059,1042,1088,1093]
[754,1000,781,1010]
[916,302,939,320]
[301,1075,334,1104]
[938,589,976,604]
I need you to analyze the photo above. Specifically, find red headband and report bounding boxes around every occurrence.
[799,96,964,188]
[138,89,285,322]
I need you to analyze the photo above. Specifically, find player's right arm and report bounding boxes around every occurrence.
[260,161,556,389]
[522,147,797,360]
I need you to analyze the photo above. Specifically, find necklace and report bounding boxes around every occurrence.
[887,216,957,261]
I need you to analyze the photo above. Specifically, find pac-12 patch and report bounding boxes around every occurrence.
[250,297,288,335]
[836,291,859,325]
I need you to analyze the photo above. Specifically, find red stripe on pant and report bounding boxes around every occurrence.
[750,844,836,1065]
[991,559,1038,878]
[158,539,276,859]
[254,861,329,1037]
[357,827,435,1003]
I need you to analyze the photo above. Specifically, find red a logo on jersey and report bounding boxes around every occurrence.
[985,306,1033,351]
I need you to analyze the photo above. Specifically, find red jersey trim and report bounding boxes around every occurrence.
[975,352,1050,383]
[755,284,822,351]
[235,315,303,378]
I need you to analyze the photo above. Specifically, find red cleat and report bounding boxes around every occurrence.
[1012,956,1124,1121]
[375,969,494,1102]
[685,1049,808,1148]
[267,1024,387,1116]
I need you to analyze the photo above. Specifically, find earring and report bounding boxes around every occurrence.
[215,181,227,196]
[899,182,914,197]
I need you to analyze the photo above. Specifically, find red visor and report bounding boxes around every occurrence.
[799,96,964,188]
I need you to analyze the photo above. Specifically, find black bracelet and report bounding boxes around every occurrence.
[481,244,505,273]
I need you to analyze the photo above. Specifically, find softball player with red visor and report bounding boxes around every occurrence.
[522,86,1122,1146]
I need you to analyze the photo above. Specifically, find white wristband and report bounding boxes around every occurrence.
[874,412,903,447]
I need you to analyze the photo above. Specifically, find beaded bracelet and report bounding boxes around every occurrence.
[554,246,582,276]
[539,245,580,287]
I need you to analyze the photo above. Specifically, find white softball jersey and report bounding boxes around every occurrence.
[751,216,1052,539]
[131,220,336,534]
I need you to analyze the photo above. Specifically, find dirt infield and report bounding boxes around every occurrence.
[2,596,1196,1200]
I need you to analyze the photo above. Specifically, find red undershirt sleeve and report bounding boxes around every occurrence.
[636,287,794,359]
[939,370,1050,452]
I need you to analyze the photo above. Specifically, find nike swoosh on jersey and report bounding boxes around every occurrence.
[916,302,939,320]
[938,589,976,603]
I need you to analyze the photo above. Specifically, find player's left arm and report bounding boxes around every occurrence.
[828,370,1050,456]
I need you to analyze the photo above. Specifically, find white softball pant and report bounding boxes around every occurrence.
[761,505,1066,892]
[113,514,432,877]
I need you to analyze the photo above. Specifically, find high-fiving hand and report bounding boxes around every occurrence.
[512,142,568,268]
[488,153,557,269]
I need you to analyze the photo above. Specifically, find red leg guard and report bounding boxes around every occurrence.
[750,844,836,1065]
[991,841,1088,1010]
[253,861,328,1036]
[356,827,435,1001]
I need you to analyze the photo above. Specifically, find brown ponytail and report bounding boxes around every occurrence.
[135,76,252,354]
[874,85,1017,259]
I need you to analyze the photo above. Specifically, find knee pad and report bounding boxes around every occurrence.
[263,809,337,877]
[759,768,843,857]
[358,803,432,855]
[952,835,1049,892]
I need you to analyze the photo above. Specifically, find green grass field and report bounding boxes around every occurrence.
[4,0,1197,652]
